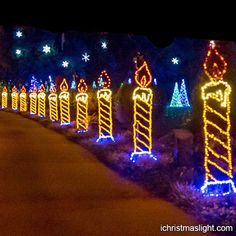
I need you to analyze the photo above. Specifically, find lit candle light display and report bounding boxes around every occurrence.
[11,86,18,110]
[1,86,8,109]
[130,61,156,162]
[201,40,236,196]
[96,70,114,142]
[48,83,58,121]
[19,86,27,112]
[75,79,88,132]
[59,78,70,125]
[29,86,37,115]
[37,84,46,117]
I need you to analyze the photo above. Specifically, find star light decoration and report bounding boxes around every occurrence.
[16,30,23,38]
[172,57,179,64]
[62,60,69,68]
[42,44,51,54]
[82,52,90,62]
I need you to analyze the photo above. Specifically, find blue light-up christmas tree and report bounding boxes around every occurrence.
[179,79,190,107]
[71,79,76,90]
[170,82,182,107]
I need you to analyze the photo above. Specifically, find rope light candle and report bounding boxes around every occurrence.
[29,86,37,115]
[48,83,58,121]
[1,86,8,109]
[201,40,236,196]
[96,70,114,142]
[11,86,18,110]
[19,86,27,112]
[38,84,46,117]
[59,78,70,125]
[130,60,156,162]
[76,79,88,132]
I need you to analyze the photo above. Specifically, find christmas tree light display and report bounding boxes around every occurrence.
[201,40,236,196]
[37,84,46,117]
[19,86,27,112]
[96,70,114,142]
[131,61,156,162]
[76,79,88,132]
[59,78,70,125]
[179,79,190,107]
[48,83,58,121]
[170,82,183,107]
[29,86,37,115]
[11,86,18,110]
[92,81,97,89]
[1,86,8,109]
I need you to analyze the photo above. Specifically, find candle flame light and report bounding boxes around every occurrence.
[2,86,7,93]
[60,78,69,92]
[134,61,152,88]
[201,41,235,196]
[20,86,26,93]
[97,70,111,89]
[12,86,17,93]
[78,79,88,93]
[203,40,227,80]
[49,84,56,93]
[39,84,46,92]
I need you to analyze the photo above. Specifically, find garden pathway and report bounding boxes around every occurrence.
[0,111,213,236]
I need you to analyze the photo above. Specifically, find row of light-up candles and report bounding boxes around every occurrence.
[1,70,118,143]
[2,41,235,197]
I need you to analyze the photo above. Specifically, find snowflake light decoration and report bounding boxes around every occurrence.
[172,57,179,64]
[43,45,51,54]
[82,52,90,62]
[101,41,108,49]
[16,30,23,38]
[62,60,69,68]
[15,49,22,55]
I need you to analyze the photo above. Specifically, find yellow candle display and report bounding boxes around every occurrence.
[201,40,236,196]
[19,86,27,112]
[48,83,58,121]
[76,79,88,132]
[38,84,46,117]
[11,86,18,110]
[59,78,70,125]
[130,61,156,162]
[29,86,37,115]
[1,86,8,109]
[96,70,114,142]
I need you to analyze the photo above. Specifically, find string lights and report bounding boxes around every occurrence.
[19,86,27,112]
[11,86,18,110]
[29,86,37,115]
[96,70,114,142]
[1,86,8,109]
[59,78,70,125]
[76,79,89,132]
[131,61,156,162]
[48,83,58,121]
[38,84,46,117]
[201,40,235,196]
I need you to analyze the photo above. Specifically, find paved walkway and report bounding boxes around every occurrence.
[0,111,213,236]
